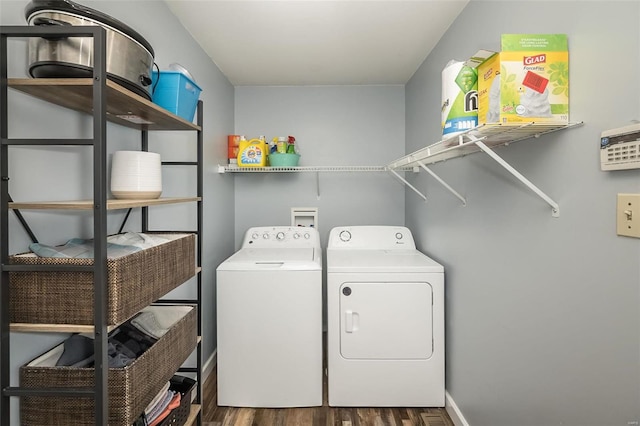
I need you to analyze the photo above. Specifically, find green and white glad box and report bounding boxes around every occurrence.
[471,34,569,125]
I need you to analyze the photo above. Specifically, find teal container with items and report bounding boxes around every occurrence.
[151,70,202,122]
[269,153,300,167]
[268,135,300,166]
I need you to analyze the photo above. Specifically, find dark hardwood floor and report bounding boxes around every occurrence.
[201,364,454,426]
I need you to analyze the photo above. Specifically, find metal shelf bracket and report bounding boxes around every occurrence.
[388,168,427,201]
[415,161,467,206]
[472,138,560,217]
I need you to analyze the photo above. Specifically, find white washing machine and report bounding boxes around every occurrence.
[216,226,322,407]
[327,225,444,407]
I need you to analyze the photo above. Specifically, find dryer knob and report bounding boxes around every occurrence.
[276,232,285,240]
[252,232,259,239]
[304,233,310,239]
[395,232,403,240]
[293,233,300,239]
[262,233,269,239]
[339,230,351,242]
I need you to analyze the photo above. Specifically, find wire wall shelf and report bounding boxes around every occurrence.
[217,165,411,173]
[386,121,584,216]
[388,122,583,169]
[217,122,583,217]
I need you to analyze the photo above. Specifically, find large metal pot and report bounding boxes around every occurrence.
[25,0,155,100]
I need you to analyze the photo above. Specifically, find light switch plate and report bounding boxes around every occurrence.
[617,194,640,238]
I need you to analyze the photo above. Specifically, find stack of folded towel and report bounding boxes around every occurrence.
[29,232,172,259]
[136,381,182,426]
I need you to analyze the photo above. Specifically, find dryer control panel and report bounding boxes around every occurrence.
[328,226,416,250]
[242,226,319,248]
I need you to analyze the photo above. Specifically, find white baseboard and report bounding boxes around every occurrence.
[445,391,470,426]
[202,349,217,384]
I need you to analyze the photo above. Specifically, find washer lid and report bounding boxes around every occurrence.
[217,248,321,271]
[327,249,443,273]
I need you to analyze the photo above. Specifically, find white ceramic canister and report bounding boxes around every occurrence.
[110,151,162,199]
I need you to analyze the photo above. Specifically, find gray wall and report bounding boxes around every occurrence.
[405,1,640,425]
[233,85,406,248]
[1,1,235,424]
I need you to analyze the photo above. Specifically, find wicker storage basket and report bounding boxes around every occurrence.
[9,232,195,325]
[20,305,197,426]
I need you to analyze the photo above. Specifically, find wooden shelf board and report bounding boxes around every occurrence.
[12,308,200,334]
[10,323,117,333]
[8,78,201,132]
[9,196,201,210]
[184,404,202,426]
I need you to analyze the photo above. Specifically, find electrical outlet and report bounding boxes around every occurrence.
[617,194,640,238]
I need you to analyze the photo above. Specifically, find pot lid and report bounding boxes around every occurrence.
[24,0,154,57]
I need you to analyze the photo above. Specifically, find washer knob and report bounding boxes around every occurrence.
[395,232,403,240]
[304,233,310,239]
[276,232,285,240]
[251,232,259,239]
[262,233,269,239]
[293,233,300,239]
[339,230,351,242]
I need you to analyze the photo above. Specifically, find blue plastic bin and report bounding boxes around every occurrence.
[151,70,202,122]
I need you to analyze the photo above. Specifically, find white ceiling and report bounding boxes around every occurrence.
[164,0,469,86]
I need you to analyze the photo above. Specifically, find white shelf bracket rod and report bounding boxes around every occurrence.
[416,161,466,206]
[316,171,320,200]
[388,168,427,201]
[474,140,560,217]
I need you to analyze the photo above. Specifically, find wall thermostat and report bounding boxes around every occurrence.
[601,123,640,171]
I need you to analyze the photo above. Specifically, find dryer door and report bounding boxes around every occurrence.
[339,282,433,360]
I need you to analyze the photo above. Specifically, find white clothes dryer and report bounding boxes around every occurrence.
[327,226,444,407]
[216,226,322,407]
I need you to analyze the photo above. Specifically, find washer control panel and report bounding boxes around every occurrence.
[243,226,318,248]
[328,226,416,250]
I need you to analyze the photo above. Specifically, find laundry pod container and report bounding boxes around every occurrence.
[24,0,155,100]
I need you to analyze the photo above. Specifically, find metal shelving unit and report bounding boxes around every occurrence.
[1,25,203,426]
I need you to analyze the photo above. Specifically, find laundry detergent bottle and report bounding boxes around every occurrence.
[237,138,267,167]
